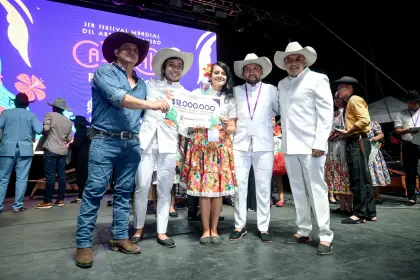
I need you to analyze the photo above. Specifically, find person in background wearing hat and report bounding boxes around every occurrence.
[69,116,91,204]
[394,90,420,206]
[36,98,73,209]
[229,53,279,243]
[0,93,42,213]
[75,32,170,269]
[131,48,193,248]
[276,42,334,255]
[334,76,376,224]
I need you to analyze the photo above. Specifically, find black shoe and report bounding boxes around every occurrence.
[199,237,212,246]
[157,237,176,248]
[229,228,247,241]
[316,243,333,255]
[13,207,26,213]
[406,200,416,206]
[210,236,221,245]
[258,232,272,243]
[130,236,142,244]
[284,235,312,244]
[341,217,366,224]
[169,211,178,218]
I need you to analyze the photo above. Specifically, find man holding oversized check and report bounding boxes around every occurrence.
[180,61,237,246]
[132,48,193,249]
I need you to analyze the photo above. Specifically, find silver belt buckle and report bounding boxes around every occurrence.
[120,132,131,140]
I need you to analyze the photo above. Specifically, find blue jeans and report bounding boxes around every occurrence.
[43,149,67,203]
[76,135,140,248]
[0,147,32,211]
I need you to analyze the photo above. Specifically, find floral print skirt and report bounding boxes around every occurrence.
[324,140,352,195]
[180,128,236,197]
[369,151,391,187]
[273,152,287,176]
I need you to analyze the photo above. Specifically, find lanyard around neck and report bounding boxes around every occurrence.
[245,83,263,120]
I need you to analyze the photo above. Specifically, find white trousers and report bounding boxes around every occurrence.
[133,150,177,234]
[285,155,334,243]
[234,149,273,232]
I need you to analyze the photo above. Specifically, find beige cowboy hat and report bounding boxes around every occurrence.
[152,48,194,78]
[274,42,317,70]
[47,98,71,111]
[233,53,272,80]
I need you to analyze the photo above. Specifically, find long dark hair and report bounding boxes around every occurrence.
[210,61,234,102]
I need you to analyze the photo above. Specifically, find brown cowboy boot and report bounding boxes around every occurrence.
[109,239,142,254]
[75,248,93,268]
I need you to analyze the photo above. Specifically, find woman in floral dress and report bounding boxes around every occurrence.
[325,95,353,214]
[367,121,391,206]
[180,61,237,245]
[272,116,286,207]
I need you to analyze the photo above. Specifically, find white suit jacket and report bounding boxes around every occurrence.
[233,81,279,152]
[139,78,182,154]
[278,67,334,155]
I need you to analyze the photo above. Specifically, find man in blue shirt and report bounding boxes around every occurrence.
[75,32,170,269]
[0,93,42,213]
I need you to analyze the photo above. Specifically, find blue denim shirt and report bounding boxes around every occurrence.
[91,63,146,133]
[0,108,43,156]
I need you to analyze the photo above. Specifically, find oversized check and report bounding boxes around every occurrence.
[164,90,221,129]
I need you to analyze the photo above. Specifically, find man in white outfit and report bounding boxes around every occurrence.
[229,54,279,243]
[131,48,193,248]
[275,42,334,255]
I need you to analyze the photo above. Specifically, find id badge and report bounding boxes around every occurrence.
[208,128,219,142]
[247,120,256,136]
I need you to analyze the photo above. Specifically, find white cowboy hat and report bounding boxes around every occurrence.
[274,42,317,70]
[233,53,272,80]
[151,48,194,78]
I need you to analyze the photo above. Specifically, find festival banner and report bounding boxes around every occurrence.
[0,0,217,126]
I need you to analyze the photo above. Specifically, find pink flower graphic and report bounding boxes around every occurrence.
[14,74,46,101]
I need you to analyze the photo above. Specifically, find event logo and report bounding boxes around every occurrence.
[0,0,34,67]
[136,48,157,76]
[195,31,216,84]
[72,40,157,75]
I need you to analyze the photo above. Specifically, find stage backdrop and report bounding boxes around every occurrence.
[0,0,217,125]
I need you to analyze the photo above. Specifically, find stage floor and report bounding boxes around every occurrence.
[0,194,419,280]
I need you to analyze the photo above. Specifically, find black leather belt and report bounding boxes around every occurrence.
[94,129,138,140]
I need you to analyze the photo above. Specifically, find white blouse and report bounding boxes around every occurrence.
[202,88,237,119]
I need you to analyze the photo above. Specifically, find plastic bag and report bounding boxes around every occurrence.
[368,142,379,164]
